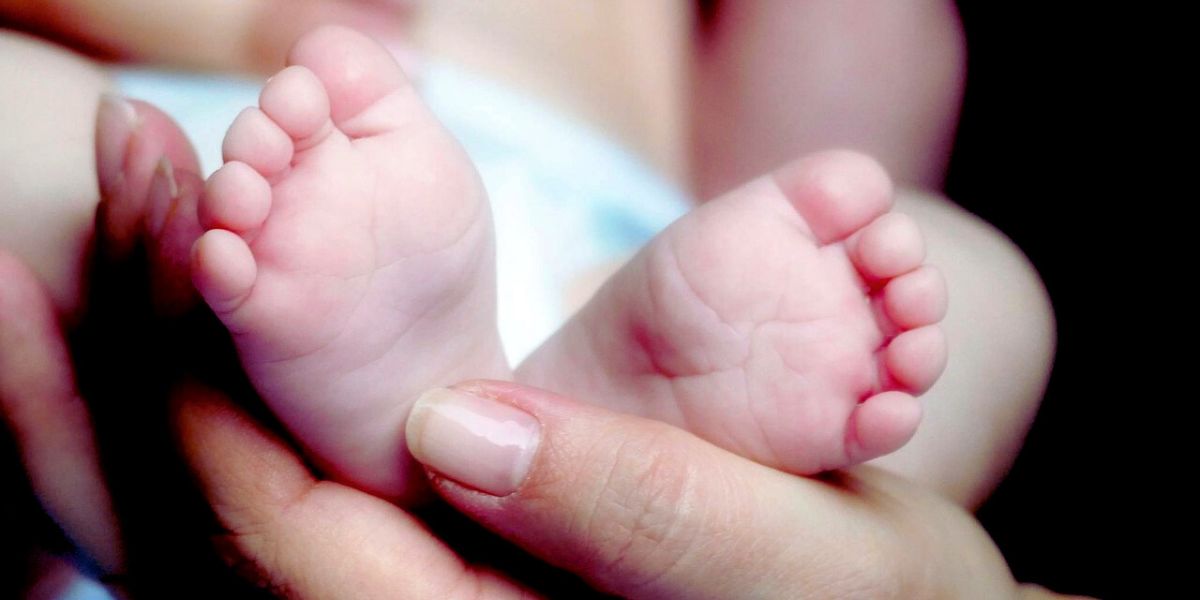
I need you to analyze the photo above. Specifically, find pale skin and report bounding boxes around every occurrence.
[176,378,1076,599]
[183,25,947,499]
[1,0,1057,595]
[0,288,1076,598]
[0,0,1052,507]
[412,0,1055,510]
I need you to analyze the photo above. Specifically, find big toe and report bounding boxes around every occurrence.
[772,150,894,245]
[286,25,417,135]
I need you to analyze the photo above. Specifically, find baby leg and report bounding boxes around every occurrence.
[0,30,109,320]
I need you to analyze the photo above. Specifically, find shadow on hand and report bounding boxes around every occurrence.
[74,242,271,598]
[76,242,611,598]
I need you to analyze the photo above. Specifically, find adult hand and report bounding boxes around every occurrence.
[0,252,123,579]
[175,378,1071,599]
[0,0,413,74]
[0,94,220,596]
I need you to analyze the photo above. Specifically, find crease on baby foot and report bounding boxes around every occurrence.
[290,118,337,154]
[738,348,786,467]
[657,235,746,372]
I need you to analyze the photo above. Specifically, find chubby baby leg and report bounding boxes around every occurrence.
[0,31,108,320]
[868,188,1054,508]
[0,31,202,320]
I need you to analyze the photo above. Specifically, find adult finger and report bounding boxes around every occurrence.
[407,380,1021,599]
[171,381,529,600]
[0,0,414,74]
[95,95,200,260]
[0,252,123,574]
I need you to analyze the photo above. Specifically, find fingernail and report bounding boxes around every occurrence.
[407,387,540,496]
[95,94,141,195]
[146,157,178,237]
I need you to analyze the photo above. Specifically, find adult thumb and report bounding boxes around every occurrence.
[405,380,908,600]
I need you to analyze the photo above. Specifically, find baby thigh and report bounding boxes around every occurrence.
[0,31,111,319]
[868,189,1056,509]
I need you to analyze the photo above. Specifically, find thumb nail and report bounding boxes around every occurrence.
[95,94,141,196]
[406,387,540,496]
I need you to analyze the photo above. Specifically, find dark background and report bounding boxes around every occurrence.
[949,4,1156,598]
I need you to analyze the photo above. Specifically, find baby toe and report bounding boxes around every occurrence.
[884,325,947,393]
[222,107,293,176]
[851,212,926,281]
[191,229,257,316]
[844,391,922,464]
[285,25,412,133]
[200,162,272,233]
[772,150,894,244]
[883,266,948,329]
[259,65,331,143]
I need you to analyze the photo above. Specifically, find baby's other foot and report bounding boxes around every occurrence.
[191,26,507,501]
[520,151,947,473]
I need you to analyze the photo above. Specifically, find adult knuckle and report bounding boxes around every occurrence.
[580,425,703,587]
[212,530,294,598]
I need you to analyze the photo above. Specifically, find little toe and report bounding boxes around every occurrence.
[883,266,948,329]
[259,65,331,143]
[286,25,417,136]
[772,150,894,244]
[850,212,926,281]
[884,325,948,393]
[191,229,257,316]
[845,391,922,463]
[200,162,272,233]
[222,107,293,176]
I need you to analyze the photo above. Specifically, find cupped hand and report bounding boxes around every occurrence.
[0,252,123,578]
[175,378,1041,599]
[0,0,413,74]
[0,95,214,595]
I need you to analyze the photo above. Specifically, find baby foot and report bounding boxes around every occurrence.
[520,151,947,473]
[191,26,507,501]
